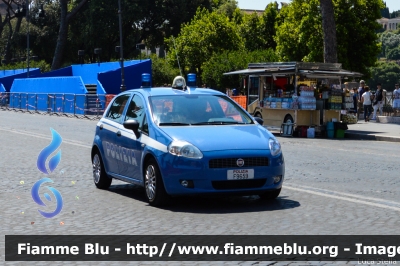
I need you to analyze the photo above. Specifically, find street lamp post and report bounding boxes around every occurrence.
[118,0,126,92]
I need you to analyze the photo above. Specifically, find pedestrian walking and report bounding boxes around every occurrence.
[352,87,358,118]
[361,86,372,122]
[372,83,384,120]
[357,80,366,118]
[393,84,400,110]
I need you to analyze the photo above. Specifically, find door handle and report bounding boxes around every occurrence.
[99,124,103,130]
[116,131,121,136]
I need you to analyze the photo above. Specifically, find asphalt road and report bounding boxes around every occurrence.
[1,110,399,265]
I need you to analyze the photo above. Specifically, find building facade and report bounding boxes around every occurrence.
[377,17,400,31]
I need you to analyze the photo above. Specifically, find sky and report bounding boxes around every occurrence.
[237,0,400,13]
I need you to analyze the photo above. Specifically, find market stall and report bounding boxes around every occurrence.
[224,62,362,137]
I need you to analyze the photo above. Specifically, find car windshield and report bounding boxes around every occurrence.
[149,95,254,126]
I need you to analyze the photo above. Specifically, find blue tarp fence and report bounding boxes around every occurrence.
[1,92,106,116]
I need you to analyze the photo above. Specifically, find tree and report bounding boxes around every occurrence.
[380,31,400,58]
[202,49,278,90]
[214,0,238,19]
[275,0,323,62]
[51,0,88,70]
[65,0,213,64]
[149,54,180,86]
[380,3,389,18]
[369,60,400,91]
[239,12,264,51]
[275,0,384,77]
[386,47,400,60]
[165,8,244,83]
[390,10,400,18]
[260,2,279,50]
[319,0,337,63]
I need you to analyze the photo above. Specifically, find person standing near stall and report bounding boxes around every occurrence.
[393,84,400,110]
[361,86,372,122]
[352,87,358,118]
[372,83,383,120]
[357,80,366,118]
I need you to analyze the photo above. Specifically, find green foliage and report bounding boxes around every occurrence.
[275,0,323,62]
[275,0,384,78]
[149,54,180,86]
[214,0,238,19]
[380,31,400,57]
[380,7,389,18]
[261,2,279,49]
[165,8,244,81]
[239,13,265,51]
[368,60,400,91]
[390,10,400,18]
[237,3,279,51]
[0,60,51,73]
[201,49,278,90]
[386,47,400,60]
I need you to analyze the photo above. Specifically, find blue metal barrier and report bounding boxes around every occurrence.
[0,92,8,106]
[1,92,106,118]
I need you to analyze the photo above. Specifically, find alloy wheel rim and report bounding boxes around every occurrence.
[93,154,101,184]
[145,165,156,200]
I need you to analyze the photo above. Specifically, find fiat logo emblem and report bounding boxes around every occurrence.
[236,158,244,167]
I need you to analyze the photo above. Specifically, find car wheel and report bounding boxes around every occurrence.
[92,152,112,189]
[259,188,281,200]
[144,158,170,206]
[255,112,262,118]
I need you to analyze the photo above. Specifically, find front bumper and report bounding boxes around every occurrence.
[157,149,285,196]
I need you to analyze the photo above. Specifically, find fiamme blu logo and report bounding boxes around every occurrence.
[31,128,63,218]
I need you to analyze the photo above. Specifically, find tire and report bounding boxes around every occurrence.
[144,158,170,206]
[92,152,112,189]
[258,188,281,200]
[283,114,293,124]
[255,112,262,118]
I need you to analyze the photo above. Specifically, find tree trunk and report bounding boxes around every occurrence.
[319,0,337,63]
[4,18,13,62]
[51,0,68,70]
[51,0,88,70]
[5,16,23,61]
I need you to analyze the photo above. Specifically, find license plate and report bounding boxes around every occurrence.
[227,169,254,180]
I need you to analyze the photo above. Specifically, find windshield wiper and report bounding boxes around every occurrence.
[191,121,245,125]
[159,122,190,126]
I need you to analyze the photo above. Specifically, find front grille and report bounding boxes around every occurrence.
[209,157,269,168]
[212,179,267,190]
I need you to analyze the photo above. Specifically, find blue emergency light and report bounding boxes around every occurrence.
[141,73,151,88]
[187,73,196,87]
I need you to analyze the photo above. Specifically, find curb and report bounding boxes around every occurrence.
[345,132,400,143]
[271,131,400,143]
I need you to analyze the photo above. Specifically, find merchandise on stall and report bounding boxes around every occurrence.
[298,85,316,110]
[326,85,343,110]
[339,90,357,124]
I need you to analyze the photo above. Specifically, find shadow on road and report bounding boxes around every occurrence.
[108,184,300,214]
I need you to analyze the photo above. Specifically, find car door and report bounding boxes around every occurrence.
[99,93,131,174]
[117,93,147,181]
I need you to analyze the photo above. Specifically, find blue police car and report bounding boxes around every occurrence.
[91,74,285,206]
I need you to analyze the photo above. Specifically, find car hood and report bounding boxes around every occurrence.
[160,125,273,152]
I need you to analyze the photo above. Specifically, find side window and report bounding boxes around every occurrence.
[125,94,145,128]
[105,94,130,123]
[142,115,149,135]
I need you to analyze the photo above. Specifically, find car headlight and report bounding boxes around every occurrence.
[269,138,281,156]
[168,140,203,159]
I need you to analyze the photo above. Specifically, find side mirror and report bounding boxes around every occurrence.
[123,119,141,138]
[254,117,264,125]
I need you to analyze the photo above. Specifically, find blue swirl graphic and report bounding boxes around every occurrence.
[31,178,63,218]
[37,128,62,174]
